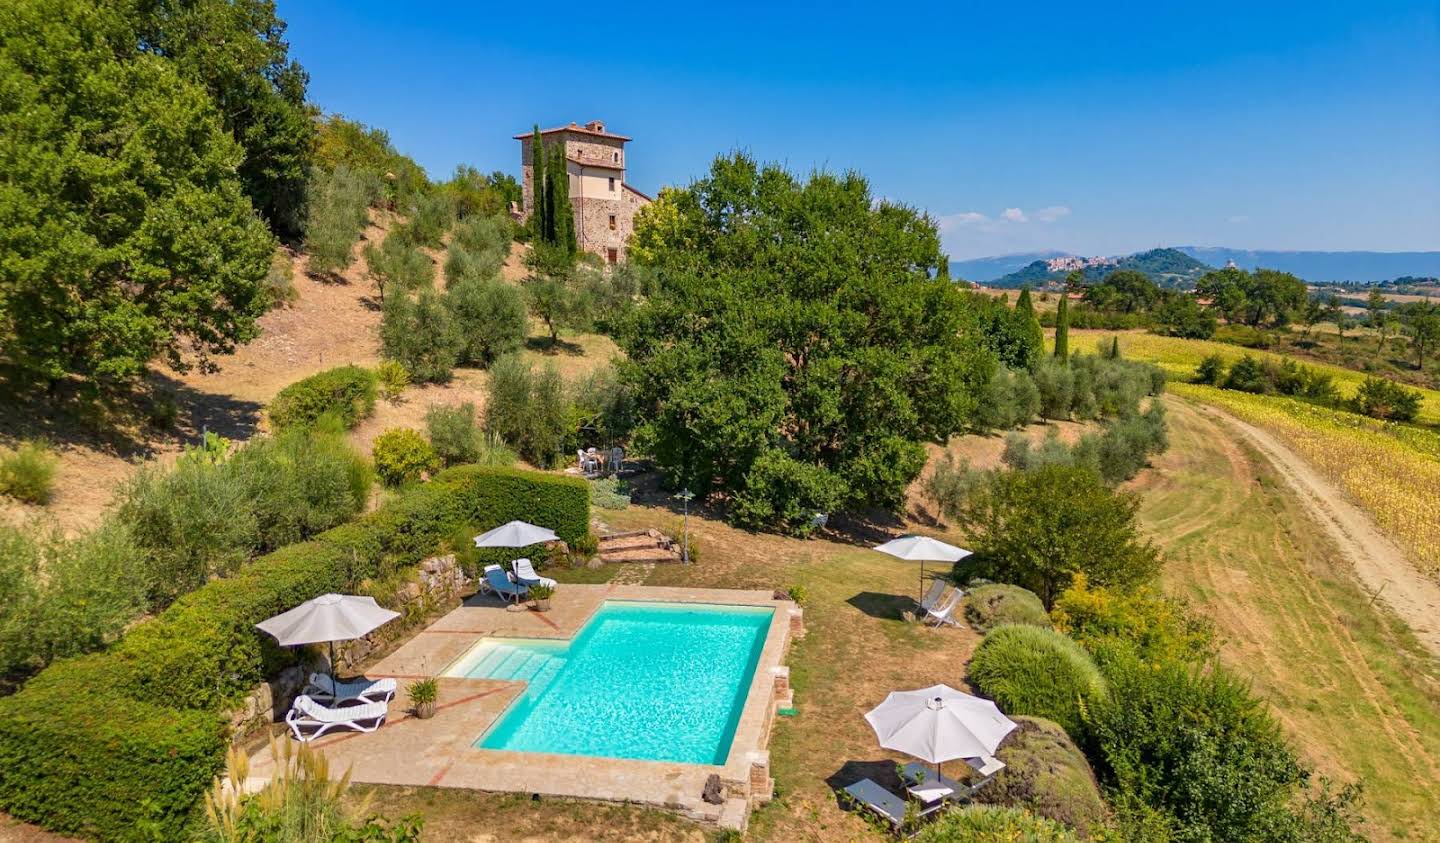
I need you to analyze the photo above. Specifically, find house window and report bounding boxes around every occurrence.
[606,248,618,265]
[613,151,619,163]
[608,214,617,231]
[608,177,616,192]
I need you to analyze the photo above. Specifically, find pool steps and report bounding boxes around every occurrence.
[465,642,566,696]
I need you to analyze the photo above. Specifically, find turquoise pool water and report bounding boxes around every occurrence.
[455,601,773,765]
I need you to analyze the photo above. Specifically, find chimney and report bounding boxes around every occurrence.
[585,120,605,133]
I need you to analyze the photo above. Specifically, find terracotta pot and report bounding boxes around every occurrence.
[415,701,436,720]
[534,598,552,612]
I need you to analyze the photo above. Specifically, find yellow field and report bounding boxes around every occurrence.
[1170,382,1440,574]
[1070,330,1440,424]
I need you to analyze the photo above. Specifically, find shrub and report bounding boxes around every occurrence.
[967,624,1108,741]
[261,249,298,309]
[1088,650,1328,841]
[446,276,527,367]
[913,804,1079,842]
[303,165,381,277]
[974,716,1108,837]
[373,428,440,486]
[731,449,848,537]
[450,213,513,262]
[0,440,57,504]
[589,477,631,510]
[0,521,148,679]
[375,359,410,402]
[1033,357,1075,420]
[268,365,378,430]
[0,466,586,840]
[484,355,570,468]
[1051,573,1215,665]
[380,288,463,383]
[364,236,434,301]
[1223,354,1271,393]
[390,192,452,250]
[978,367,1041,430]
[1352,376,1422,422]
[1194,353,1226,385]
[964,584,1051,633]
[922,453,986,523]
[120,428,371,607]
[425,403,482,467]
[955,464,1162,607]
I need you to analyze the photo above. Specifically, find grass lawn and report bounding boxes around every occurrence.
[1135,398,1440,840]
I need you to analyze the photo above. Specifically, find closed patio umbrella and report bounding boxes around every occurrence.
[256,594,400,685]
[873,535,972,603]
[473,520,559,548]
[864,684,1016,779]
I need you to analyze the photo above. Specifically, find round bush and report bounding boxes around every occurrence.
[966,624,1108,741]
[965,584,1051,633]
[268,365,377,430]
[914,804,1079,842]
[372,428,439,487]
[974,716,1108,836]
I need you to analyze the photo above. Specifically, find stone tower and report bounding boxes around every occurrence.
[515,120,651,264]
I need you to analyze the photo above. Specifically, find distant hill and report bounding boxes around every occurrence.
[949,251,1070,283]
[987,247,1213,289]
[1176,247,1440,284]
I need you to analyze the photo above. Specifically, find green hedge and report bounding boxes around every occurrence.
[267,365,377,429]
[964,583,1052,633]
[966,624,1108,742]
[0,465,587,840]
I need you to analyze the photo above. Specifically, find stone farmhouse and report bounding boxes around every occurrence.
[514,120,651,264]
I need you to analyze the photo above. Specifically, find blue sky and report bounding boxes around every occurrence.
[282,1,1440,260]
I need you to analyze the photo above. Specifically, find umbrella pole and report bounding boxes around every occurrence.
[329,640,337,685]
[920,561,926,605]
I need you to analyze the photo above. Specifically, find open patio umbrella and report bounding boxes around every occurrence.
[872,535,972,603]
[864,684,1017,779]
[256,594,400,685]
[473,520,559,548]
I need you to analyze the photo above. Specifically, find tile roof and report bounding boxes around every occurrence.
[513,122,632,142]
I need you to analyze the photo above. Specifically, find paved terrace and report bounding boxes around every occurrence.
[249,583,802,829]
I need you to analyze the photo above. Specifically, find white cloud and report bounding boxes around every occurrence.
[938,211,989,230]
[1001,207,1028,223]
[1227,215,1250,224]
[1036,205,1071,223]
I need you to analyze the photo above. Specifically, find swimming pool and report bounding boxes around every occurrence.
[446,600,774,765]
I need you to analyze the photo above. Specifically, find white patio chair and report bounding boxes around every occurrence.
[511,557,557,589]
[285,694,388,741]
[917,579,947,614]
[924,590,964,627]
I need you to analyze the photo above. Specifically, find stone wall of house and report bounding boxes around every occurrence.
[228,554,470,741]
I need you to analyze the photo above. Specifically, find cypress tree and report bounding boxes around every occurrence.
[1015,286,1044,363]
[1016,286,1035,316]
[547,143,576,256]
[530,126,549,241]
[1054,293,1070,359]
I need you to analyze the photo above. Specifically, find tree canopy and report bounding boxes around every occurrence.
[619,153,996,531]
[1196,266,1308,327]
[0,0,275,382]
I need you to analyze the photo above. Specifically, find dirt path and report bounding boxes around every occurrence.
[1189,400,1440,660]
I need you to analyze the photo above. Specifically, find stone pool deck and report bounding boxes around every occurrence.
[248,583,802,830]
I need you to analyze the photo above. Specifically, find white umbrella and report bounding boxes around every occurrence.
[256,594,400,684]
[473,520,559,548]
[873,535,972,602]
[864,684,1016,778]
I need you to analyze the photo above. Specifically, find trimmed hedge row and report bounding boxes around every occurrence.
[267,365,377,429]
[0,465,588,840]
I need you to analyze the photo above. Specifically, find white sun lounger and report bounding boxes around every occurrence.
[842,778,908,831]
[285,694,388,741]
[511,558,557,589]
[924,591,964,627]
[917,580,947,613]
[304,672,397,705]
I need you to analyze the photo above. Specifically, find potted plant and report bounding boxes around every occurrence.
[407,677,438,719]
[529,583,555,612]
